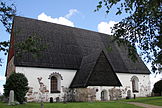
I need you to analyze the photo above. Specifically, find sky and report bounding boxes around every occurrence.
[0,0,162,94]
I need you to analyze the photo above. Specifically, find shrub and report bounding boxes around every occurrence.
[0,95,4,102]
[152,80,162,96]
[3,72,29,104]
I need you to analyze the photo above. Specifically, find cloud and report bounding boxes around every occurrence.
[38,12,74,27]
[97,21,117,35]
[65,9,78,19]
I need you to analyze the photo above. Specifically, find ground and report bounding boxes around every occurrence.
[0,102,142,108]
[118,96,162,106]
[0,96,161,108]
[127,102,162,108]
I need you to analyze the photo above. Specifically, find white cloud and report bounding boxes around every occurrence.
[97,21,117,35]
[38,12,74,27]
[65,9,78,19]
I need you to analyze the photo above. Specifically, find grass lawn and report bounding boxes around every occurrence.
[1,97,161,108]
[118,96,162,106]
[0,102,142,108]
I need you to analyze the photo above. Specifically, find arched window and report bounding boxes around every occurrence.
[51,76,58,93]
[49,72,62,93]
[131,76,139,93]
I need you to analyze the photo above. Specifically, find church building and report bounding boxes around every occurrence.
[6,16,151,102]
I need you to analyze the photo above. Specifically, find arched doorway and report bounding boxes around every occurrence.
[127,90,131,99]
[101,90,108,101]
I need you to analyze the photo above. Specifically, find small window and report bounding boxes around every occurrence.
[51,76,60,93]
[49,72,62,93]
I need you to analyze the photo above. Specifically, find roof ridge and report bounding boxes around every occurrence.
[14,16,110,36]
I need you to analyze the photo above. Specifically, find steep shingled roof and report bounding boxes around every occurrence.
[70,50,122,88]
[11,16,150,87]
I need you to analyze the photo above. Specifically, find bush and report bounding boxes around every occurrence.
[0,95,4,102]
[3,73,29,104]
[152,80,162,96]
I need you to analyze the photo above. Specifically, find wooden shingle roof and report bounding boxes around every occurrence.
[70,50,122,88]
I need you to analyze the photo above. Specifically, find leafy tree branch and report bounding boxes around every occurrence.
[15,35,47,59]
[95,0,162,73]
[0,1,16,65]
[0,1,16,33]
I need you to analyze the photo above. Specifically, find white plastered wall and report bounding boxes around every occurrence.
[116,73,151,97]
[88,73,151,101]
[15,66,77,102]
[15,66,151,101]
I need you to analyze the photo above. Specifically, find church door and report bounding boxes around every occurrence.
[127,90,131,99]
[101,90,108,101]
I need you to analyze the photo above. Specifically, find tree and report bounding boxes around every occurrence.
[153,80,162,95]
[0,1,16,64]
[0,1,45,66]
[95,0,161,73]
[3,73,29,104]
[0,1,16,33]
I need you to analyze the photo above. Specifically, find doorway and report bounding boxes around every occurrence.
[101,90,108,101]
[127,90,131,99]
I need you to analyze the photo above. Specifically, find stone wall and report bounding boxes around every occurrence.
[109,87,122,100]
[66,88,96,102]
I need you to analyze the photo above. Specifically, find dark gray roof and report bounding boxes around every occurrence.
[11,16,150,87]
[70,50,122,88]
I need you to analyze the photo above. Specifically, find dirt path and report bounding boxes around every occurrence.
[127,102,162,108]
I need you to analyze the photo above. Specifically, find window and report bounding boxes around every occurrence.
[131,76,139,93]
[49,72,62,93]
[51,76,58,93]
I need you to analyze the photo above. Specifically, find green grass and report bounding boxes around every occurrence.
[0,102,142,108]
[1,97,162,108]
[117,96,162,106]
